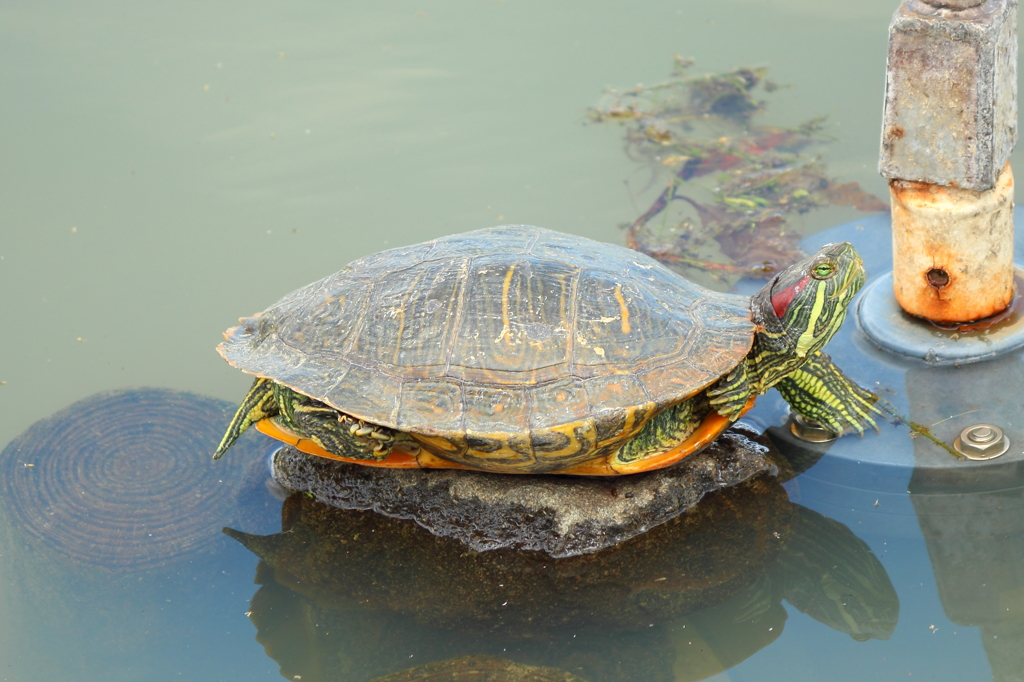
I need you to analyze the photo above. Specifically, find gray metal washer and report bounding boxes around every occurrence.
[856,269,1024,365]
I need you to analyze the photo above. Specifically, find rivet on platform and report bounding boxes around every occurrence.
[953,423,1010,460]
[789,414,839,444]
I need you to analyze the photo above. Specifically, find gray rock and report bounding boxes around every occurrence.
[270,422,777,557]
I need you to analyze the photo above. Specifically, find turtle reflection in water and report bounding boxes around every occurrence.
[214,226,882,475]
[227,471,898,682]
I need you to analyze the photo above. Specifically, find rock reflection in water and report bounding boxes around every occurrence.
[368,655,586,682]
[227,472,899,682]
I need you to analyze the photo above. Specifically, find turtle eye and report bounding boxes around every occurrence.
[811,261,836,280]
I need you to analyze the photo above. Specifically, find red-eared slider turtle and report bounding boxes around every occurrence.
[214,226,879,475]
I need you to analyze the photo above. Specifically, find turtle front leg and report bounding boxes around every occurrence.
[707,358,756,421]
[775,351,883,436]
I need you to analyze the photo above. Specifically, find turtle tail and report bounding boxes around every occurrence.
[213,377,278,460]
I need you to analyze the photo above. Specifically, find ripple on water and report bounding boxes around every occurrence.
[0,387,274,573]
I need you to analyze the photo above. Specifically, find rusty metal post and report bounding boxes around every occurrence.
[889,165,1015,321]
[879,0,1017,323]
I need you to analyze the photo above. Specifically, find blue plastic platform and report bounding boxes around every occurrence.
[734,209,1024,536]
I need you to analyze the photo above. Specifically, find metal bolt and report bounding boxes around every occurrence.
[926,268,950,288]
[953,423,1010,459]
[789,414,838,443]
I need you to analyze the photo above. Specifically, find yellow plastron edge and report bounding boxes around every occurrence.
[255,394,756,476]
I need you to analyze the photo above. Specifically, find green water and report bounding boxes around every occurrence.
[3,0,1024,680]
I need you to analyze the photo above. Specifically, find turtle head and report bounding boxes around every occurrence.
[751,242,865,387]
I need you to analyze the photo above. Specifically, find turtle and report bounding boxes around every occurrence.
[213,225,880,475]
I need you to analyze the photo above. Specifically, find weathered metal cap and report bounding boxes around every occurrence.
[879,0,1018,191]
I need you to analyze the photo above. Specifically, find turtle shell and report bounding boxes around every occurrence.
[219,226,755,469]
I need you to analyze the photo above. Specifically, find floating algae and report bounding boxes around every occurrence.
[590,57,887,284]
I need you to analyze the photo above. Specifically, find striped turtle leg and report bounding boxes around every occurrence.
[213,377,277,459]
[707,358,756,420]
[611,398,706,468]
[775,351,883,436]
[603,396,745,474]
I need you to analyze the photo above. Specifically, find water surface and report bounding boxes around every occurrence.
[3,1,1023,680]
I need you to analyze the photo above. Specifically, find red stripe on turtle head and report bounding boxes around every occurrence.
[771,275,810,319]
